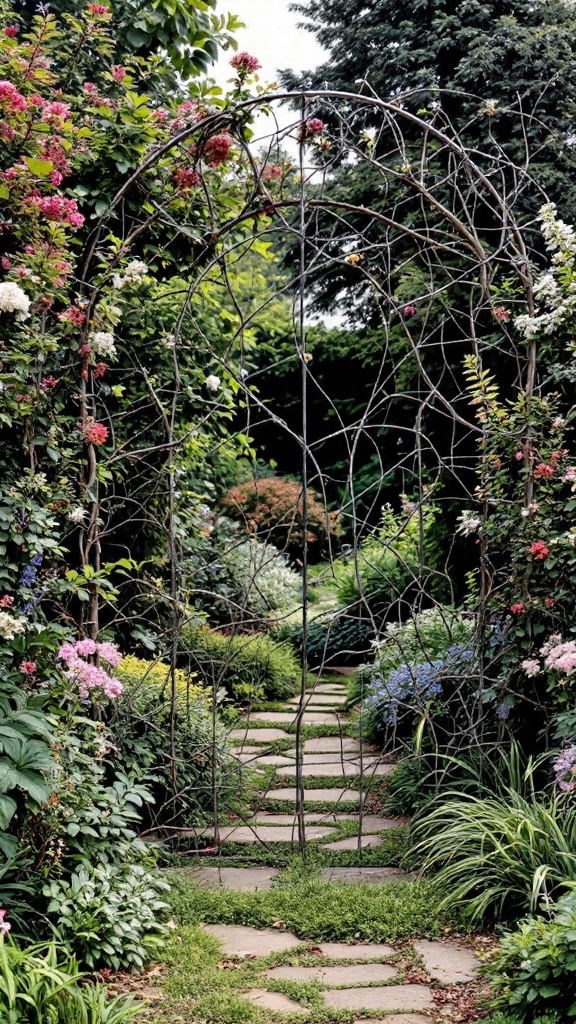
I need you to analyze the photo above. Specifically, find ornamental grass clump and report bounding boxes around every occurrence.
[411,750,576,923]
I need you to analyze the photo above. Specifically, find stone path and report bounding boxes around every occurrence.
[202,923,481,1019]
[184,674,482,1019]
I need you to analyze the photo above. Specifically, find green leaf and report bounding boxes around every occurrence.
[23,157,55,177]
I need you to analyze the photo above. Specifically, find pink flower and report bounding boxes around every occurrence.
[403,304,417,317]
[97,640,122,668]
[58,639,124,701]
[94,362,107,378]
[510,602,526,614]
[42,100,70,119]
[72,637,97,657]
[203,133,233,167]
[4,26,18,37]
[20,661,36,675]
[79,344,91,355]
[112,65,127,82]
[553,417,565,429]
[39,376,58,390]
[82,420,108,446]
[514,450,524,460]
[175,167,201,190]
[58,307,86,326]
[493,306,510,322]
[262,164,282,181]
[0,595,14,608]
[534,463,554,479]
[230,51,262,75]
[0,910,11,937]
[0,80,27,110]
[88,3,109,13]
[562,467,576,482]
[50,170,63,186]
[545,597,555,608]
[521,658,540,678]
[530,540,549,561]
[1,257,11,270]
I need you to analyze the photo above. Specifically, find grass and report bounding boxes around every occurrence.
[166,871,460,942]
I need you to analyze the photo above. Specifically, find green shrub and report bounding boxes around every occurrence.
[112,655,241,827]
[411,752,576,923]
[179,625,299,704]
[486,892,576,1021]
[273,610,373,667]
[0,937,140,1023]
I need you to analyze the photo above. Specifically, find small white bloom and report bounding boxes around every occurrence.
[566,132,576,148]
[89,331,117,359]
[0,281,32,321]
[205,374,221,392]
[0,611,26,640]
[483,99,498,116]
[68,506,88,524]
[113,260,147,290]
[456,510,482,536]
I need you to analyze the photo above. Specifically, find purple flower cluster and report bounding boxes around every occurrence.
[58,638,123,701]
[554,745,576,792]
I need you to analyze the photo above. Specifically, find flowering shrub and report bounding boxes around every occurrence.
[221,476,340,558]
[219,538,301,619]
[58,638,123,701]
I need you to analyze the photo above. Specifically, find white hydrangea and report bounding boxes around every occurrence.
[222,539,300,616]
[456,510,482,536]
[0,282,31,321]
[112,260,148,290]
[0,611,26,640]
[68,506,88,524]
[205,374,221,392]
[89,331,117,359]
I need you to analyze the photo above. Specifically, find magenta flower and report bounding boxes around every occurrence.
[230,52,261,75]
[530,540,549,561]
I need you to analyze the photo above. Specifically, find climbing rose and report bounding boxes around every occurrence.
[82,420,108,445]
[58,307,86,326]
[530,540,549,560]
[0,282,31,320]
[19,661,36,675]
[510,603,526,614]
[204,134,233,166]
[302,118,324,137]
[175,167,201,190]
[534,463,554,479]
[230,51,261,74]
[88,3,109,13]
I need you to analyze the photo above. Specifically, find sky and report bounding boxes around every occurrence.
[215,0,326,87]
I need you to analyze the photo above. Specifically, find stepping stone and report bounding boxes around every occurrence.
[228,728,289,742]
[230,745,262,755]
[266,787,361,805]
[325,666,358,676]
[288,693,348,707]
[347,814,409,833]
[183,866,279,891]
[219,824,335,843]
[277,762,392,778]
[354,1017,431,1024]
[253,754,295,766]
[285,750,372,764]
[235,752,265,764]
[314,942,395,961]
[302,737,365,754]
[247,812,356,827]
[307,684,348,694]
[413,939,480,983]
[324,984,434,1011]
[321,834,384,851]
[246,711,341,725]
[265,963,398,985]
[320,867,411,885]
[203,924,303,956]
[245,989,308,1014]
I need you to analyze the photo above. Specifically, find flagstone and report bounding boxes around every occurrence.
[320,867,411,884]
[265,963,398,985]
[244,989,309,1014]
[301,737,366,754]
[313,942,395,961]
[219,824,335,842]
[285,750,374,764]
[253,754,295,766]
[321,834,384,851]
[228,728,289,742]
[183,866,280,891]
[277,761,393,778]
[266,787,362,805]
[288,693,348,707]
[203,924,303,956]
[245,711,341,725]
[230,746,262,755]
[413,939,480,983]
[353,1017,432,1024]
[324,984,434,1011]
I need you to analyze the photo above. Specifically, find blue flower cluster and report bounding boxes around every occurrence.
[364,643,475,728]
[19,554,43,613]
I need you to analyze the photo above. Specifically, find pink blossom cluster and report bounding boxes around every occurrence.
[0,80,27,111]
[58,638,123,701]
[553,745,576,792]
[541,634,576,676]
[41,99,70,120]
[0,910,10,937]
[27,194,85,227]
[203,133,233,167]
[230,51,261,75]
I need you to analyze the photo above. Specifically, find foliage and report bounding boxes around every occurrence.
[273,610,373,667]
[179,625,300,705]
[486,892,576,1021]
[167,872,456,941]
[219,538,301,620]
[44,861,169,972]
[336,501,447,617]
[112,655,240,828]
[0,936,140,1023]
[411,752,576,923]
[221,476,341,560]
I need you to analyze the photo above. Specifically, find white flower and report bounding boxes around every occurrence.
[89,331,117,359]
[113,260,147,290]
[566,132,576,148]
[205,374,221,392]
[0,611,26,640]
[521,659,540,678]
[68,506,88,524]
[0,282,31,321]
[483,99,498,116]
[456,510,482,536]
